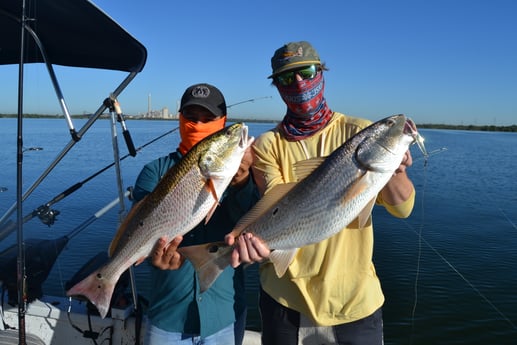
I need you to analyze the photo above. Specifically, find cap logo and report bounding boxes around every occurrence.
[191,85,210,98]
[281,46,303,61]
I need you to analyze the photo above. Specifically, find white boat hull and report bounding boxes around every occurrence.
[0,294,260,345]
[1,296,142,344]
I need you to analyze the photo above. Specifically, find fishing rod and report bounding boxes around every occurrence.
[227,96,272,109]
[16,0,29,340]
[0,94,271,236]
[68,190,132,241]
[0,127,179,241]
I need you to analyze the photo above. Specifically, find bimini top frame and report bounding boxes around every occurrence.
[1,0,147,71]
[0,2,147,341]
[0,0,147,223]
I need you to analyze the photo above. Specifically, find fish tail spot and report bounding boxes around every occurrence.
[208,244,220,253]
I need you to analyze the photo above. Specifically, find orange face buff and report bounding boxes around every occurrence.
[178,114,227,155]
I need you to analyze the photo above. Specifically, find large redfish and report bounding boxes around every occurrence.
[67,123,253,318]
[179,114,425,292]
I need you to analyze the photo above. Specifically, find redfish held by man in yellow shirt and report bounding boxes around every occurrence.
[67,123,254,318]
[179,114,427,292]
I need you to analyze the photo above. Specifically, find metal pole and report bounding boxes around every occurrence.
[17,0,28,343]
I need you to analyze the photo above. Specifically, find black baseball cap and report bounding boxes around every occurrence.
[179,83,227,117]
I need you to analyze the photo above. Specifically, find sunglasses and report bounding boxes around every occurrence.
[275,64,319,86]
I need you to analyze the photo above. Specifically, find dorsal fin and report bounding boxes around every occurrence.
[229,183,296,237]
[293,157,325,181]
[109,198,144,256]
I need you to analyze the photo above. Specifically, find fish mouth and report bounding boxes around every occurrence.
[239,123,255,148]
[403,118,418,135]
[405,118,428,157]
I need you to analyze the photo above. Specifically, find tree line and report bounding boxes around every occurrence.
[1,114,516,132]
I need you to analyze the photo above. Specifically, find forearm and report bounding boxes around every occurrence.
[380,171,414,206]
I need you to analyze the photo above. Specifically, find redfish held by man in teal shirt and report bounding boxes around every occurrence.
[67,123,254,318]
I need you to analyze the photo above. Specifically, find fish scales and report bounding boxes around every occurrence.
[103,167,212,284]
[245,132,379,249]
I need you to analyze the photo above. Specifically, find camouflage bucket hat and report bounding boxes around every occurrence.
[268,41,321,78]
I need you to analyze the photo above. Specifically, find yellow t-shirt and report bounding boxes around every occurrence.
[252,112,415,326]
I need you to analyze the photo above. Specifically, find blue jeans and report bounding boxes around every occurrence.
[144,323,235,345]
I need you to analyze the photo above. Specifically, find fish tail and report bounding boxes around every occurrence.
[66,268,116,319]
[178,242,233,293]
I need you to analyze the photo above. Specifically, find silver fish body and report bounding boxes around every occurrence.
[180,114,423,292]
[67,123,253,318]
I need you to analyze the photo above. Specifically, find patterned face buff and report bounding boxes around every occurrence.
[277,71,333,141]
[178,114,226,155]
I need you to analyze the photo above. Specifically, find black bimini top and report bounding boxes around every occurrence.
[0,0,147,72]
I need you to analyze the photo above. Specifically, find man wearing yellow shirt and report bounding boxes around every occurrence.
[227,41,415,344]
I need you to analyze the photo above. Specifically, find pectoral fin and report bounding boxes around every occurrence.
[204,179,221,224]
[204,200,220,224]
[341,172,375,228]
[357,198,375,228]
[340,172,370,206]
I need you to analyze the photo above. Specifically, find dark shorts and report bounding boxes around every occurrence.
[259,288,384,345]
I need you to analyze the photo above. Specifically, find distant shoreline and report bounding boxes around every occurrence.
[1,114,515,132]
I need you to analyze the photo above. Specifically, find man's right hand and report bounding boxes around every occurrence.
[151,236,185,270]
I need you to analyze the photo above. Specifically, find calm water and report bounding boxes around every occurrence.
[1,118,516,344]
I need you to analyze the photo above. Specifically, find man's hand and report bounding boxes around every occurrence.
[394,150,413,175]
[225,232,271,268]
[151,236,185,270]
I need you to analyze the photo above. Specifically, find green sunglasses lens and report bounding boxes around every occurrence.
[297,65,317,79]
[277,71,295,85]
[276,65,318,85]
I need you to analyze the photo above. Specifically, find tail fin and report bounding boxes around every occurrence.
[66,268,116,319]
[178,242,233,293]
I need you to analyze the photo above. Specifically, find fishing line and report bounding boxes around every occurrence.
[412,147,448,163]
[499,209,517,231]
[475,166,517,232]
[407,145,516,335]
[407,141,517,334]
[409,153,428,345]
[401,219,517,331]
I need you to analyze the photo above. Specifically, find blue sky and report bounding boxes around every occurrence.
[1,0,516,125]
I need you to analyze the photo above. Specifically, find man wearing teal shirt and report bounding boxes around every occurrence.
[133,83,257,345]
